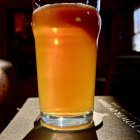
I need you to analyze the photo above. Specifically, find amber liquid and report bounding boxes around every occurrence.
[32,3,101,116]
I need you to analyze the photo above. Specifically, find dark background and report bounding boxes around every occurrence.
[0,0,140,132]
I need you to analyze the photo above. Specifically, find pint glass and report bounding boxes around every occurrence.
[32,0,101,130]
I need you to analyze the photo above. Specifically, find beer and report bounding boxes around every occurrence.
[32,3,101,116]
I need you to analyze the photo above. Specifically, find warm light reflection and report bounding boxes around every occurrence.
[52,27,58,33]
[87,11,90,15]
[54,38,59,45]
[75,17,81,22]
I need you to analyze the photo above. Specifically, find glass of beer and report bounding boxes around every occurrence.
[32,0,101,130]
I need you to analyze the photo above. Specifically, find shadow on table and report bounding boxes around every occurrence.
[23,111,103,140]
[23,124,98,140]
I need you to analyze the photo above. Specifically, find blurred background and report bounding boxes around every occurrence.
[0,0,140,132]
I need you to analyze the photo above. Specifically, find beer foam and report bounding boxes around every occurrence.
[33,3,96,15]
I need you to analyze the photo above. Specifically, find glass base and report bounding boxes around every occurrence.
[40,110,94,131]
